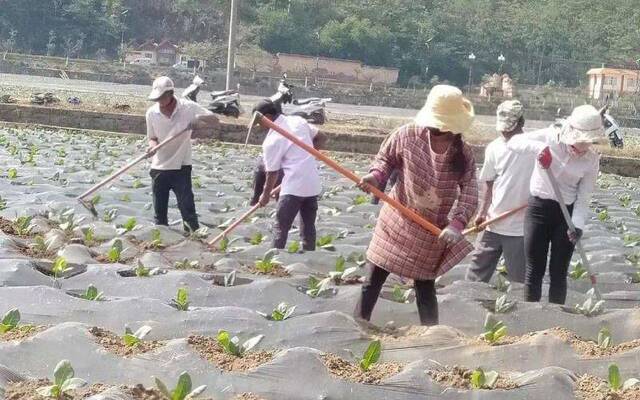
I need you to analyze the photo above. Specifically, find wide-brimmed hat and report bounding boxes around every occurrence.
[496,100,524,132]
[148,76,175,100]
[414,85,475,134]
[560,105,605,145]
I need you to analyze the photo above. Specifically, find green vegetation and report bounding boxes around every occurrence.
[482,314,507,345]
[123,325,152,347]
[259,302,296,321]
[598,327,612,349]
[171,288,190,311]
[36,360,86,398]
[80,284,103,301]
[255,249,281,273]
[155,372,207,400]
[216,330,264,357]
[359,340,381,372]
[0,308,20,333]
[470,368,499,390]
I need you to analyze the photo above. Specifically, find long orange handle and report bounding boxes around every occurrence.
[463,204,528,236]
[256,113,442,236]
[208,185,281,247]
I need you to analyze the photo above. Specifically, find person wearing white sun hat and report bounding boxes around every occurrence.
[145,76,219,232]
[355,85,478,326]
[507,104,604,304]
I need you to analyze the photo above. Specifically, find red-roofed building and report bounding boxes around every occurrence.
[125,40,180,66]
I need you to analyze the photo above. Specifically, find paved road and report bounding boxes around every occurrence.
[0,72,552,128]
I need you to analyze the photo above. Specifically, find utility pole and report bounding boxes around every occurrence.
[226,0,238,90]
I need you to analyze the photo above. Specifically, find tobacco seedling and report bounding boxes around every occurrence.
[120,193,131,203]
[31,235,49,254]
[306,276,332,298]
[470,368,499,389]
[155,371,207,400]
[36,360,87,398]
[192,176,204,189]
[329,257,358,284]
[259,302,296,321]
[482,314,507,345]
[0,308,20,333]
[249,232,265,245]
[120,217,138,233]
[7,167,17,179]
[623,233,640,247]
[494,294,516,313]
[495,274,511,293]
[619,194,632,208]
[224,270,237,287]
[392,285,414,303]
[171,288,190,311]
[123,325,152,347]
[287,240,301,254]
[102,208,118,223]
[134,260,156,277]
[132,178,144,189]
[353,194,369,206]
[359,340,382,372]
[598,327,612,349]
[107,240,123,263]
[598,209,610,222]
[217,236,240,253]
[81,227,95,246]
[80,284,103,301]
[90,195,101,207]
[216,330,264,357]
[186,226,209,240]
[13,216,33,236]
[0,196,6,210]
[150,228,164,249]
[608,363,640,392]
[316,235,335,251]
[174,258,200,270]
[52,257,71,279]
[255,249,281,273]
[569,261,588,280]
[574,288,605,317]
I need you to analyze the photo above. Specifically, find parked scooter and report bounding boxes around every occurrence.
[600,106,624,149]
[208,88,242,118]
[271,74,331,124]
[182,75,204,102]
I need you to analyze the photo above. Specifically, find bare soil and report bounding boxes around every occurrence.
[249,264,291,278]
[188,335,275,372]
[321,353,402,385]
[0,217,19,236]
[232,394,267,400]
[576,375,640,400]
[0,325,46,342]
[427,365,518,390]
[549,327,640,358]
[89,326,163,357]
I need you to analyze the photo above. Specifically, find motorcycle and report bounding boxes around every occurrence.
[600,107,624,149]
[182,75,204,102]
[271,74,331,124]
[208,88,242,118]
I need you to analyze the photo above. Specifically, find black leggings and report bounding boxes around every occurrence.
[355,262,438,326]
[524,196,575,304]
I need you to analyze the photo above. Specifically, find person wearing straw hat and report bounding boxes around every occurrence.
[355,85,478,326]
[466,100,533,284]
[507,105,603,304]
[146,76,218,233]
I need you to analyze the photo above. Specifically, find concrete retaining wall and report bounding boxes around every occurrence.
[0,103,638,177]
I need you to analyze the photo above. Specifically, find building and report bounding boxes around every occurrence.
[125,40,180,66]
[587,67,640,99]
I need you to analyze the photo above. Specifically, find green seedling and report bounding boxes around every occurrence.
[52,257,71,279]
[171,288,190,311]
[306,276,332,298]
[392,285,414,303]
[224,270,237,287]
[608,363,640,392]
[635,205,640,218]
[120,193,132,203]
[619,194,632,208]
[123,325,152,347]
[574,288,605,317]
[482,314,507,345]
[120,217,138,233]
[155,372,207,400]
[36,360,87,398]
[353,194,369,206]
[13,216,33,236]
[598,209,610,222]
[134,260,155,277]
[90,195,101,207]
[317,235,335,251]
[495,274,511,293]
[216,330,264,357]
[80,284,103,301]
[494,294,516,313]
[623,233,640,247]
[132,178,144,189]
[255,249,281,273]
[185,225,209,240]
[0,308,20,334]
[107,240,123,263]
[598,327,612,349]
[628,271,640,284]
[82,226,95,246]
[347,252,367,267]
[359,340,382,372]
[329,256,358,283]
[217,236,240,253]
[259,302,296,321]
[287,240,301,254]
[174,258,200,270]
[249,232,265,245]
[7,167,17,179]
[102,208,118,223]
[0,196,7,210]
[192,176,204,189]
[31,235,48,254]
[150,228,164,249]
[470,368,499,389]
[569,261,589,279]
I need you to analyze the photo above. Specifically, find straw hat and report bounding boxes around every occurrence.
[560,105,605,144]
[496,100,524,133]
[415,85,475,134]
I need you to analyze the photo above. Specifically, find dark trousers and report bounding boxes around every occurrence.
[250,157,284,206]
[355,263,439,326]
[524,196,575,304]
[150,166,199,232]
[273,195,318,251]
[371,169,399,205]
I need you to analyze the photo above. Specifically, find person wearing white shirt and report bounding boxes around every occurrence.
[254,99,327,250]
[507,105,603,304]
[467,100,534,284]
[146,76,218,232]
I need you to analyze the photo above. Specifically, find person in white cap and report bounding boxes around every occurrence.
[146,76,218,232]
[466,100,534,284]
[355,85,478,326]
[507,104,603,304]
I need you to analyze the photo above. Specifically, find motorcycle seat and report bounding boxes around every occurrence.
[294,98,322,105]
[210,89,237,97]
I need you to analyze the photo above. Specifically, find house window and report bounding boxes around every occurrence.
[144,53,153,59]
[627,78,635,88]
[607,77,617,86]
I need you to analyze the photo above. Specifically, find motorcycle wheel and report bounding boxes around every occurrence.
[226,105,241,118]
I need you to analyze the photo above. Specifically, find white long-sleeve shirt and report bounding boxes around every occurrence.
[507,127,599,229]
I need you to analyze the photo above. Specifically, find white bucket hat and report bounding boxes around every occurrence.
[415,85,475,134]
[148,76,175,100]
[560,105,605,145]
[496,100,524,133]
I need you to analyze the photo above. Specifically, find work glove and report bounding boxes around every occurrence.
[439,225,462,245]
[568,228,583,245]
[537,146,552,169]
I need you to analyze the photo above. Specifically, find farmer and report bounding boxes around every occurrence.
[146,76,219,232]
[355,85,478,326]
[466,100,533,284]
[507,105,603,304]
[255,99,327,250]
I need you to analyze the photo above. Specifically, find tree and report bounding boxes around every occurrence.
[46,31,57,56]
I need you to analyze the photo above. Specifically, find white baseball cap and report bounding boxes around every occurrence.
[148,76,175,100]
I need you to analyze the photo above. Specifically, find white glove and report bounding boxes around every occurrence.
[438,226,462,245]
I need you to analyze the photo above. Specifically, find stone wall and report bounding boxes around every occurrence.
[0,103,638,177]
